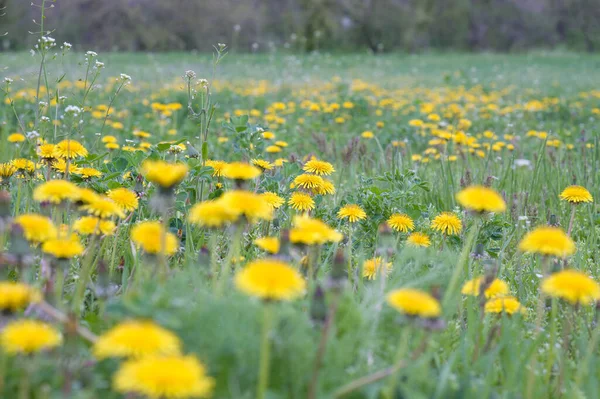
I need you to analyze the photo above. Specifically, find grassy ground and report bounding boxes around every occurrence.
[1,50,600,398]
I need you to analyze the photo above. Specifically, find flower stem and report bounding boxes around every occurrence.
[72,233,99,314]
[382,327,411,399]
[215,224,243,295]
[257,303,273,399]
[567,204,576,236]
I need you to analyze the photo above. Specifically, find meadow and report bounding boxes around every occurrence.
[1,45,600,399]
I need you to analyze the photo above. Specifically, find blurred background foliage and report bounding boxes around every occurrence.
[1,0,600,53]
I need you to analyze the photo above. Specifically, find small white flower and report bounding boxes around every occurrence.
[197,78,208,88]
[63,42,72,49]
[86,51,98,57]
[30,49,36,57]
[39,101,48,107]
[65,105,82,115]
[185,70,197,80]
[3,77,13,84]
[40,116,51,123]
[26,131,40,139]
[119,73,132,81]
[94,61,105,69]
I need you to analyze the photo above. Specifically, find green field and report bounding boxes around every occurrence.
[1,50,600,399]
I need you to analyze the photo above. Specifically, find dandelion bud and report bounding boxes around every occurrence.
[329,249,346,287]
[309,285,327,325]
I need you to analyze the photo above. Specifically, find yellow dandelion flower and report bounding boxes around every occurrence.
[8,133,25,143]
[93,320,182,359]
[431,212,462,235]
[141,160,188,189]
[81,196,125,219]
[361,131,374,139]
[114,355,214,399]
[1,320,62,354]
[260,192,285,209]
[235,258,306,301]
[33,180,81,204]
[289,215,343,245]
[14,213,57,243]
[542,270,600,305]
[219,190,273,223]
[73,216,116,236]
[311,179,336,195]
[518,226,575,258]
[251,159,274,171]
[337,204,367,223]
[42,238,84,259]
[107,188,139,212]
[303,159,335,175]
[101,135,117,143]
[456,185,506,213]
[188,200,238,228]
[130,221,179,256]
[54,139,88,159]
[386,288,441,318]
[222,162,261,180]
[407,232,431,247]
[559,185,593,204]
[79,167,103,179]
[266,145,282,153]
[37,144,57,159]
[0,282,41,311]
[461,277,509,298]
[52,158,82,175]
[205,160,227,177]
[293,174,325,190]
[387,213,414,233]
[11,158,35,173]
[484,296,525,315]
[362,257,392,280]
[254,237,280,254]
[288,192,315,212]
[0,163,17,178]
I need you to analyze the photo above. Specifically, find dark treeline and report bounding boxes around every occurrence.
[1,0,599,52]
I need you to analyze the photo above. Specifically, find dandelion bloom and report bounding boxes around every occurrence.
[559,185,593,204]
[293,174,325,190]
[77,187,101,204]
[251,159,274,171]
[37,144,57,159]
[407,232,431,247]
[11,158,35,173]
[266,145,282,153]
[288,192,315,212]
[93,320,182,359]
[219,190,273,223]
[78,167,102,179]
[541,270,600,305]
[303,159,335,175]
[337,204,367,223]
[130,221,179,256]
[386,288,441,318]
[42,238,84,259]
[484,296,525,315]
[254,237,280,254]
[261,192,285,209]
[52,158,82,175]
[235,258,306,301]
[0,282,41,311]
[81,196,125,219]
[387,213,414,233]
[461,277,509,299]
[14,213,57,243]
[73,216,116,236]
[289,215,343,245]
[7,133,25,143]
[518,226,575,258]
[54,139,88,158]
[205,160,228,177]
[107,188,139,212]
[361,131,374,139]
[114,355,214,399]
[1,320,62,354]
[33,180,80,204]
[188,200,238,228]
[456,185,506,213]
[222,161,261,180]
[311,179,336,195]
[363,257,392,280]
[0,163,16,178]
[141,160,188,189]
[431,212,462,235]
